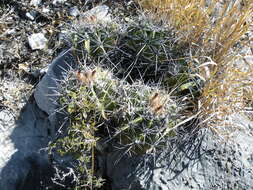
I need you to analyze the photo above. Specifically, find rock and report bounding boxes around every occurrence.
[69,6,80,17]
[33,48,76,136]
[0,48,77,189]
[107,116,253,190]
[42,7,50,13]
[77,5,112,25]
[34,48,76,116]
[28,33,48,50]
[30,0,42,7]
[0,101,53,190]
[52,0,66,5]
[25,11,37,21]
[106,152,144,190]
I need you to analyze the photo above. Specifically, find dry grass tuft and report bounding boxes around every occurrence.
[200,56,253,131]
[137,0,253,131]
[137,0,252,61]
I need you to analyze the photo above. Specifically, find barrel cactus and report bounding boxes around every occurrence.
[50,15,200,189]
[65,16,197,88]
[49,63,184,188]
[58,65,183,152]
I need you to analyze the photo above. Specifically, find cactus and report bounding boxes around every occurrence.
[50,16,201,189]
[66,16,199,90]
[59,65,183,151]
[49,64,184,188]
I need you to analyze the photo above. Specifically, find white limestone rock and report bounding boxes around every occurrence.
[30,0,42,7]
[28,33,48,50]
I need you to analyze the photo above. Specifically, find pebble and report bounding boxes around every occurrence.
[78,5,112,25]
[28,33,48,50]
[69,6,80,17]
[30,0,41,7]
[42,7,50,13]
[25,11,37,21]
[53,0,66,5]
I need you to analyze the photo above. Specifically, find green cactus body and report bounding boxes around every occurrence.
[49,16,202,189]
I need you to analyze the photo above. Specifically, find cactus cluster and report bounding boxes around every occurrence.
[50,15,201,189]
[51,65,185,188]
[60,65,183,150]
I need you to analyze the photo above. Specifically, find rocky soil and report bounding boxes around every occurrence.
[0,0,253,190]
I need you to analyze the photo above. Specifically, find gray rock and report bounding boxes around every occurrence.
[0,48,77,190]
[69,6,80,17]
[107,117,253,190]
[33,48,76,137]
[106,152,144,190]
[34,48,75,116]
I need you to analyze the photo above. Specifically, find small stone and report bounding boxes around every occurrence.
[53,0,66,5]
[28,33,48,50]
[30,0,41,7]
[78,5,112,25]
[26,11,37,21]
[69,6,80,17]
[42,7,50,13]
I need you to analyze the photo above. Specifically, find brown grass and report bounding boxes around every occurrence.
[137,0,253,131]
[200,56,253,130]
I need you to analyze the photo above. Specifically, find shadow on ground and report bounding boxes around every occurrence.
[0,97,61,190]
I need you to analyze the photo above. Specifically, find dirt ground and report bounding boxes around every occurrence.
[0,0,137,115]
